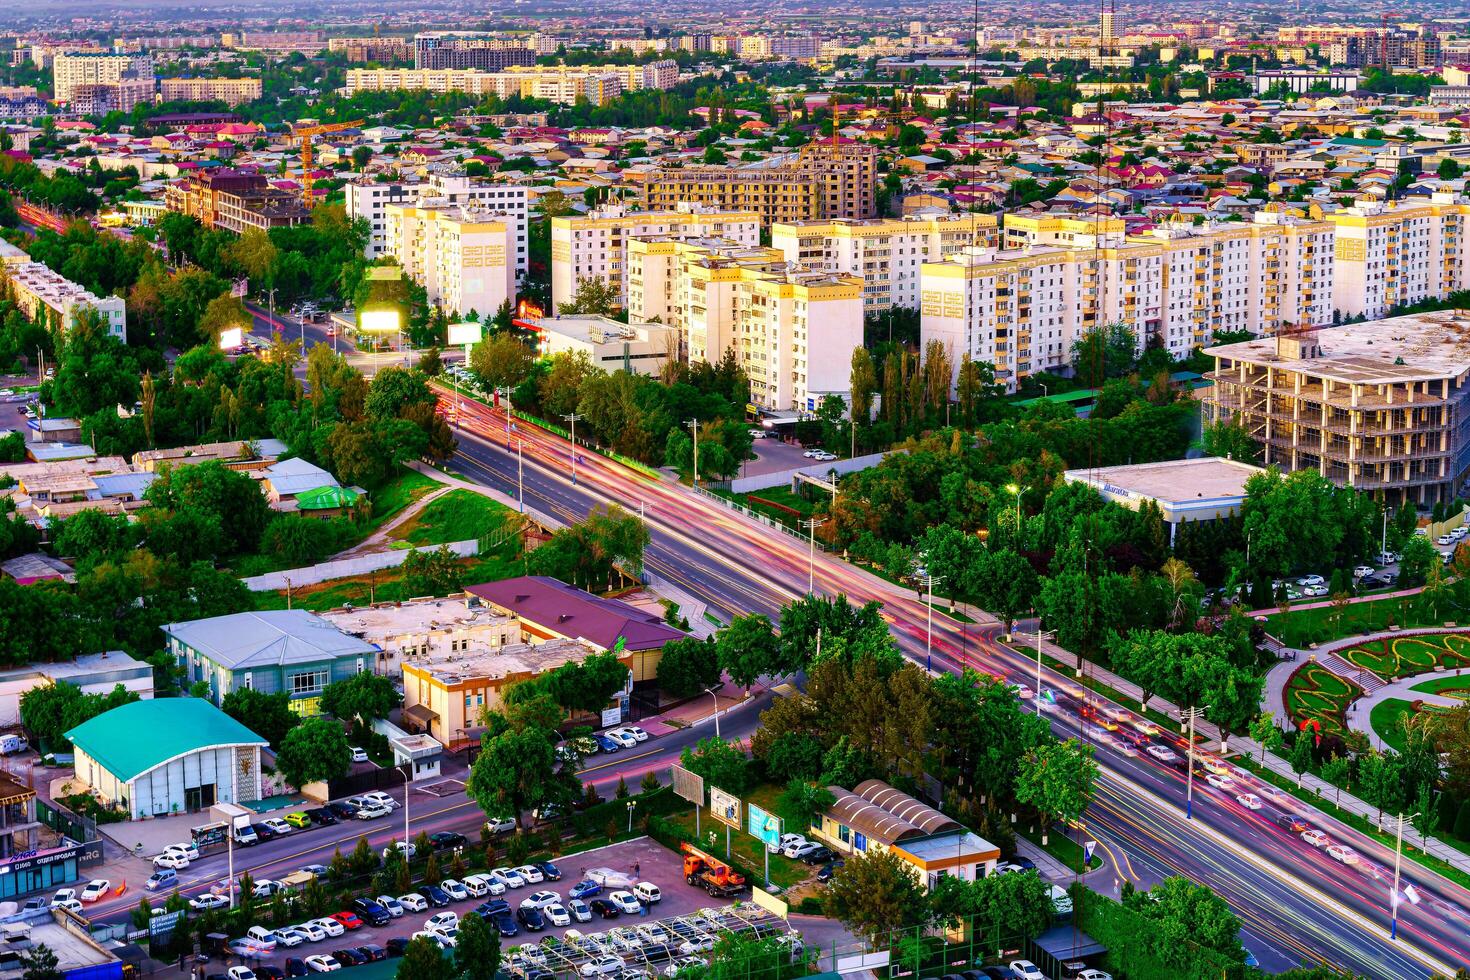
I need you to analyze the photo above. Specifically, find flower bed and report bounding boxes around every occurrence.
[1334,632,1470,679]
[1282,662,1362,736]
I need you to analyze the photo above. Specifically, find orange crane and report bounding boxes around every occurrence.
[291,119,363,200]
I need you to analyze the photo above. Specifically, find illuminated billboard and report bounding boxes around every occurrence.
[359,309,402,333]
[218,327,244,350]
[446,321,483,347]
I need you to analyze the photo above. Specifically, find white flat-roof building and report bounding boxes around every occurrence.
[0,651,153,728]
[1,261,126,342]
[384,201,517,320]
[1063,457,1266,541]
[524,314,677,376]
[346,174,528,267]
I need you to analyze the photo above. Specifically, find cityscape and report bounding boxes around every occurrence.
[0,3,1468,980]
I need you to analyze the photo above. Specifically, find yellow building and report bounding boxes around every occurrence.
[1326,196,1470,320]
[642,142,877,226]
[384,202,515,319]
[159,77,262,106]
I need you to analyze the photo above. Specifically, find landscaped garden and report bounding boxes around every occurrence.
[1265,594,1461,647]
[1282,661,1362,736]
[1334,632,1470,678]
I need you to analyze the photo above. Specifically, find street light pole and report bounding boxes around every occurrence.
[801,517,827,595]
[516,439,524,513]
[399,765,410,848]
[494,387,513,445]
[925,574,943,673]
[561,412,583,485]
[1183,705,1208,819]
[1031,626,1056,715]
[704,687,721,739]
[1391,810,1420,940]
[683,417,699,485]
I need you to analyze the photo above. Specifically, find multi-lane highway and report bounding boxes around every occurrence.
[439,387,1470,979]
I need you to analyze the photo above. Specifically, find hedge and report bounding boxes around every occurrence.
[1069,886,1257,980]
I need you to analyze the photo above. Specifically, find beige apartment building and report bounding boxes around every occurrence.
[642,142,878,227]
[920,212,1334,392]
[627,237,862,412]
[343,62,674,106]
[1,240,127,342]
[159,77,262,106]
[772,213,999,312]
[1204,314,1470,505]
[550,204,761,310]
[52,51,150,102]
[384,202,516,320]
[1327,196,1470,321]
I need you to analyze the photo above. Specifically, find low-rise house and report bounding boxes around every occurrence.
[0,650,153,726]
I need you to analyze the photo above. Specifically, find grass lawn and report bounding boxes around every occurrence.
[663,784,811,890]
[389,489,514,546]
[1369,699,1416,754]
[1265,594,1460,648]
[1017,825,1102,874]
[1410,674,1470,696]
[368,469,441,530]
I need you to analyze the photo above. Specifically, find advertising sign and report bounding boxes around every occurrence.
[670,765,704,807]
[359,309,401,333]
[746,803,782,850]
[709,787,741,828]
[447,321,484,347]
[218,327,244,351]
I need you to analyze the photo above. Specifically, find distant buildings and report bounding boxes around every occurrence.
[642,142,879,226]
[384,201,518,320]
[159,77,262,106]
[412,31,537,70]
[343,62,676,106]
[627,237,863,412]
[1205,315,1470,505]
[52,51,151,103]
[550,204,761,310]
[69,78,154,115]
[328,37,414,63]
[345,174,529,268]
[164,169,308,234]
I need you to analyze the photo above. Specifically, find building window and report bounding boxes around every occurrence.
[289,669,330,696]
[853,832,867,852]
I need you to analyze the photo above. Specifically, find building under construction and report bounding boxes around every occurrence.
[1204,311,1470,505]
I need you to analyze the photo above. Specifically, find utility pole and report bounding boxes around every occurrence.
[801,517,827,595]
[1031,626,1056,715]
[1390,810,1421,940]
[683,417,699,485]
[925,574,943,673]
[561,412,583,485]
[516,439,524,513]
[495,387,513,445]
[1183,704,1208,819]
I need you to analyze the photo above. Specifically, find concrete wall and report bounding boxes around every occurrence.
[727,450,891,494]
[127,746,253,819]
[240,539,479,591]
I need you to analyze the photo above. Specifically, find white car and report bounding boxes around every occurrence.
[1297,574,1325,587]
[1327,844,1359,866]
[261,818,292,835]
[492,867,527,888]
[154,852,190,870]
[568,899,593,923]
[426,911,459,933]
[304,955,340,973]
[375,896,405,918]
[785,841,822,861]
[253,880,285,898]
[312,917,346,938]
[678,934,715,955]
[636,924,671,945]
[243,928,278,951]
[1353,565,1375,578]
[514,864,545,885]
[383,841,416,861]
[292,922,328,943]
[1076,971,1113,980]
[581,956,626,977]
[463,874,505,897]
[484,818,517,836]
[438,879,468,901]
[273,929,305,948]
[632,882,661,904]
[520,889,562,910]
[164,842,200,862]
[1236,794,1264,810]
[397,893,429,912]
[1145,744,1178,763]
[362,791,398,810]
[350,747,369,763]
[608,890,641,915]
[544,904,571,927]
[355,803,391,820]
[190,894,230,912]
[620,726,649,742]
[812,451,838,462]
[1009,962,1046,980]
[53,899,83,915]
[776,833,807,852]
[228,969,257,980]
[1301,829,1330,848]
[79,880,110,903]
[1302,584,1328,597]
[801,449,822,458]
[1202,772,1234,790]
[603,729,638,749]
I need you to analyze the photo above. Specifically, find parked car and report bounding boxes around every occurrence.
[536,861,562,881]
[306,808,338,826]
[631,882,661,905]
[374,896,405,918]
[79,880,111,903]
[328,912,363,931]
[303,956,340,973]
[164,842,200,862]
[418,885,451,908]
[484,818,517,836]
[589,899,620,919]
[362,792,398,810]
[568,899,593,923]
[608,891,641,915]
[355,803,391,820]
[262,818,293,835]
[440,879,470,902]
[516,907,546,931]
[430,831,467,851]
[350,747,369,763]
[285,812,313,829]
[397,894,429,913]
[350,899,389,927]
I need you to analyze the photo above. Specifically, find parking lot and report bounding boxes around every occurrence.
[741,436,822,478]
[209,837,835,979]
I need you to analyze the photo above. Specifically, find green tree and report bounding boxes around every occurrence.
[397,936,453,980]
[656,637,721,699]
[21,944,62,980]
[716,613,780,690]
[776,779,835,834]
[1014,740,1097,844]
[320,672,401,728]
[1289,733,1315,784]
[401,545,464,595]
[1249,712,1284,762]
[454,905,501,980]
[198,293,252,344]
[679,736,752,794]
[466,723,570,831]
[557,276,621,316]
[824,848,930,945]
[1127,876,1247,964]
[1201,419,1260,463]
[220,689,298,750]
[469,334,536,391]
[1399,536,1438,588]
[273,717,352,788]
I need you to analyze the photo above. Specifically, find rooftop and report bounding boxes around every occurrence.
[405,636,609,685]
[0,650,149,686]
[466,576,685,652]
[1064,457,1265,505]
[162,610,379,669]
[64,698,267,783]
[1204,311,1470,385]
[320,595,519,639]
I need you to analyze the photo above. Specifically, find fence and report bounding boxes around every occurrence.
[690,486,828,553]
[36,799,103,864]
[731,450,892,495]
[239,539,479,591]
[326,764,412,800]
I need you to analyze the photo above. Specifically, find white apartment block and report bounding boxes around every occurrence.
[1,242,127,341]
[384,203,517,321]
[158,77,262,106]
[626,237,862,412]
[550,204,761,310]
[346,175,528,272]
[920,212,1334,392]
[343,66,628,106]
[771,213,999,313]
[53,52,151,102]
[1327,196,1470,321]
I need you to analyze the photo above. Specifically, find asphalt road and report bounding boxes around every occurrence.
[435,389,1470,979]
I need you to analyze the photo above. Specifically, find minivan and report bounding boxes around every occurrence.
[233,823,259,846]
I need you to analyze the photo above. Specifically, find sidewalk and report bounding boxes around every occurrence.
[1008,620,1470,877]
[1014,837,1077,883]
[1349,673,1466,750]
[1261,656,1304,720]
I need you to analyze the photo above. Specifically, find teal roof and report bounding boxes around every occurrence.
[1015,388,1099,406]
[65,699,268,783]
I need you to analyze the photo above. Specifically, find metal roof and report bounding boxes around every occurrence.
[824,786,925,846]
[65,699,267,783]
[162,610,378,670]
[853,779,962,835]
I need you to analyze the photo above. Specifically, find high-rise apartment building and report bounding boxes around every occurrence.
[642,142,878,227]
[412,32,536,70]
[1327,196,1470,321]
[1204,316,1470,505]
[53,51,151,102]
[69,78,155,114]
[771,214,999,312]
[920,212,1334,392]
[342,66,632,106]
[550,204,761,310]
[328,37,414,62]
[345,174,528,271]
[159,77,262,106]
[626,238,862,411]
[383,202,517,320]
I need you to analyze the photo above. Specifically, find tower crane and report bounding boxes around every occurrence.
[290,119,364,200]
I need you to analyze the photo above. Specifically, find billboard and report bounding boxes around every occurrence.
[447,321,483,347]
[710,787,741,828]
[746,803,781,850]
[670,765,705,807]
[359,308,401,333]
[218,327,244,351]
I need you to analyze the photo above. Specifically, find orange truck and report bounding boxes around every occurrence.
[681,843,748,898]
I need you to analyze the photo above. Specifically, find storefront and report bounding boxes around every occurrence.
[0,841,89,899]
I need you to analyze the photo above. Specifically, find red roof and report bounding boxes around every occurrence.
[465,576,687,652]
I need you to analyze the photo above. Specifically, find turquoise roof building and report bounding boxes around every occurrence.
[65,699,268,820]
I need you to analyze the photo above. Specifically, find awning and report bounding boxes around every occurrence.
[402,704,438,729]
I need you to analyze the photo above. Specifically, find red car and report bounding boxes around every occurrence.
[329,912,363,930]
